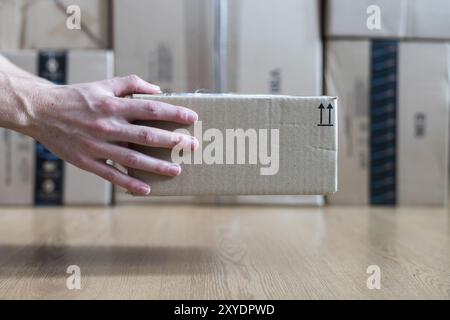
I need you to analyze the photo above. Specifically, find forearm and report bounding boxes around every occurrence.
[0,53,55,134]
[0,71,33,133]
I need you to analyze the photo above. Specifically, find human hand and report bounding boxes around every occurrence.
[20,75,198,195]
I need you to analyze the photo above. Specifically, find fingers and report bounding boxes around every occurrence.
[118,98,198,124]
[85,141,182,177]
[109,125,198,149]
[80,158,151,195]
[108,75,162,97]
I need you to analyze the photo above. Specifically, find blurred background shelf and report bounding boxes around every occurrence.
[2,0,450,207]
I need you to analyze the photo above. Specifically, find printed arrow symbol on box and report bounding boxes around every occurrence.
[327,104,333,125]
[318,103,325,124]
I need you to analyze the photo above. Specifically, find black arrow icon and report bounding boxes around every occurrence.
[318,103,333,127]
[327,104,333,125]
[318,103,324,125]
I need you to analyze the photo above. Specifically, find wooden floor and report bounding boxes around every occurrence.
[0,204,449,299]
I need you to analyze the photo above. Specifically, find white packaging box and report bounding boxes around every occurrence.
[113,0,215,93]
[325,0,450,40]
[0,50,114,205]
[0,0,110,50]
[326,40,450,206]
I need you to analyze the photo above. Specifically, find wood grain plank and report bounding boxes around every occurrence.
[0,205,448,299]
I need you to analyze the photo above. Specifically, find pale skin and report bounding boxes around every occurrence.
[0,54,199,195]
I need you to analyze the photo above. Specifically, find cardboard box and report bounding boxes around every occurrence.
[0,0,110,50]
[214,195,325,206]
[0,129,34,205]
[0,50,113,205]
[113,0,324,205]
[326,40,450,205]
[325,40,370,205]
[220,0,323,205]
[325,0,450,40]
[2,50,114,82]
[113,0,215,93]
[0,0,21,49]
[127,94,338,196]
[113,0,324,206]
[223,0,322,95]
[114,186,326,206]
[114,191,204,205]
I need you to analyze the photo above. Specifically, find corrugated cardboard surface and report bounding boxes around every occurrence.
[0,50,113,205]
[129,94,337,196]
[214,195,325,206]
[114,186,326,206]
[326,40,449,205]
[113,0,214,93]
[0,0,109,49]
[325,0,450,40]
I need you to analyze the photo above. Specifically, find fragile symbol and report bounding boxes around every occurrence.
[318,104,334,126]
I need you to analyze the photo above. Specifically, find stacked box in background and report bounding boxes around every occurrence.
[223,0,322,95]
[0,50,114,205]
[325,0,450,206]
[0,130,34,205]
[0,0,110,50]
[325,0,450,40]
[113,0,215,93]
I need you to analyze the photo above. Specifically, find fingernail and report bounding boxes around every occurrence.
[151,84,161,92]
[187,111,198,122]
[137,184,151,195]
[168,164,181,176]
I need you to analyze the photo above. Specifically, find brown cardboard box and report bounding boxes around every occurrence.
[113,0,325,205]
[128,94,338,196]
